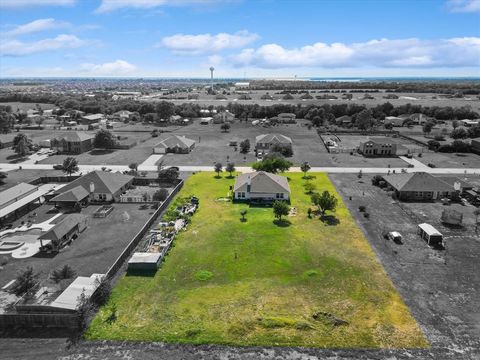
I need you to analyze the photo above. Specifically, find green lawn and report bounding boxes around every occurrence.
[86,172,427,348]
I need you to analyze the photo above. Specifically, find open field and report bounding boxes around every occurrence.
[330,173,480,350]
[141,91,480,113]
[415,151,480,169]
[86,172,426,348]
[0,203,155,293]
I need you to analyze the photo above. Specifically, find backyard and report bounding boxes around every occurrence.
[86,172,427,348]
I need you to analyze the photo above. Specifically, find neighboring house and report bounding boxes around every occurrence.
[358,137,397,156]
[335,115,352,126]
[0,183,56,223]
[255,133,293,153]
[169,115,183,124]
[460,119,479,127]
[382,172,455,201]
[200,117,213,125]
[233,171,291,202]
[213,110,235,124]
[51,132,94,154]
[471,137,480,154]
[39,214,88,252]
[384,116,405,127]
[153,135,195,154]
[52,171,134,202]
[112,110,133,121]
[274,113,297,124]
[80,113,105,125]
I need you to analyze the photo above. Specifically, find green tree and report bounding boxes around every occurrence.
[422,121,435,136]
[273,200,290,221]
[12,266,38,296]
[153,188,169,202]
[450,127,468,139]
[0,111,14,133]
[155,101,175,121]
[158,167,179,181]
[311,191,338,217]
[62,157,79,179]
[129,162,138,175]
[252,155,292,174]
[220,123,231,133]
[300,161,311,178]
[240,209,247,221]
[13,136,30,157]
[225,162,236,177]
[239,139,250,154]
[93,129,116,149]
[214,162,223,177]
[356,109,375,130]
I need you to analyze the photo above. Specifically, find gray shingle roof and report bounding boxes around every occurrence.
[155,135,195,149]
[39,214,86,242]
[234,171,290,194]
[50,185,89,203]
[255,133,292,145]
[54,171,133,197]
[383,172,454,192]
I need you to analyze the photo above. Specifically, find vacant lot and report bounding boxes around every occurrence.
[330,173,480,350]
[0,169,64,192]
[39,132,156,166]
[416,151,480,168]
[157,120,327,166]
[87,172,426,348]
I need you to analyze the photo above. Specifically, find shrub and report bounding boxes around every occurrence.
[364,212,370,218]
[50,265,76,283]
[359,205,366,212]
[195,270,213,281]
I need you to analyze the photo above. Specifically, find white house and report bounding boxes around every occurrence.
[233,171,290,202]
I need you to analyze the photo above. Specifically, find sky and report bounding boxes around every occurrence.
[0,0,479,78]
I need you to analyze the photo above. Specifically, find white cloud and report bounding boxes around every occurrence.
[230,37,480,69]
[0,0,75,8]
[160,30,258,54]
[0,34,90,56]
[95,0,232,13]
[446,0,480,12]
[79,60,137,76]
[3,18,70,37]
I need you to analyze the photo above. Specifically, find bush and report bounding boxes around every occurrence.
[359,205,366,212]
[364,212,370,218]
[195,270,213,281]
[50,265,76,283]
[153,188,169,202]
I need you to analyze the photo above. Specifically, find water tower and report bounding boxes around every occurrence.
[209,66,215,92]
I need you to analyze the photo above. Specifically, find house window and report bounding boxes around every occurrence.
[276,193,284,199]
[237,192,246,198]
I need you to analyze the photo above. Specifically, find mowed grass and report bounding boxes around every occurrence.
[86,172,428,348]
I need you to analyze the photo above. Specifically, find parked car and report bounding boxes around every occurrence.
[53,164,63,170]
[386,231,403,244]
[427,163,436,168]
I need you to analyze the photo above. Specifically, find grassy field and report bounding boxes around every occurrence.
[86,172,427,348]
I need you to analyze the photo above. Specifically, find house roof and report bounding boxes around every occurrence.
[54,132,94,142]
[0,183,38,208]
[277,113,296,118]
[418,223,442,237]
[382,172,454,192]
[50,185,89,203]
[82,114,104,121]
[234,171,291,194]
[435,176,473,190]
[39,214,86,242]
[255,133,292,145]
[54,171,133,197]
[155,135,195,149]
[335,115,352,123]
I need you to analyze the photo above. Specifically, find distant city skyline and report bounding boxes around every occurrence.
[0,0,479,78]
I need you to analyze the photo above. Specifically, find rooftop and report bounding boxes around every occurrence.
[234,171,290,194]
[383,172,454,192]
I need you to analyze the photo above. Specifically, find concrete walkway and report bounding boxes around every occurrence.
[139,154,163,168]
[398,156,430,169]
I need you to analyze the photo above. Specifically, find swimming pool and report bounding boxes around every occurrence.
[0,228,44,251]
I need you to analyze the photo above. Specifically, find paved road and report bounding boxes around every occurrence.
[1,162,479,175]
